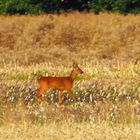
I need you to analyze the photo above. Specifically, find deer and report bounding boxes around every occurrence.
[36,62,83,104]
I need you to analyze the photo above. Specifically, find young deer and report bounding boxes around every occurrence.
[36,62,83,104]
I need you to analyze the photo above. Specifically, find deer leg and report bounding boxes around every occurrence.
[68,90,76,102]
[36,87,48,97]
[58,91,63,104]
[36,82,49,97]
[36,88,43,97]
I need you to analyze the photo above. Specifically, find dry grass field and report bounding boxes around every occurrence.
[0,12,140,139]
[0,12,140,66]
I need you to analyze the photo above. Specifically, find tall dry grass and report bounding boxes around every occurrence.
[0,122,140,140]
[0,12,140,139]
[0,12,140,66]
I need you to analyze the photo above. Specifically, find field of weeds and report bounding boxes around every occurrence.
[0,61,140,139]
[0,12,140,66]
[0,12,140,139]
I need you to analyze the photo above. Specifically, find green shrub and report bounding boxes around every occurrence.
[88,0,114,14]
[0,0,40,14]
[41,0,61,13]
[112,0,140,14]
[0,0,140,14]
[61,0,89,11]
[89,0,140,14]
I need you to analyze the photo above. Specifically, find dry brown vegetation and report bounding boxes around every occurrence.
[1,122,140,140]
[0,12,140,66]
[0,12,140,139]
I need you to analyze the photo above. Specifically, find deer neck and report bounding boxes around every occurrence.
[69,70,78,81]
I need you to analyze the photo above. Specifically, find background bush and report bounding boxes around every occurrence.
[0,0,140,14]
[0,0,40,14]
[112,0,140,14]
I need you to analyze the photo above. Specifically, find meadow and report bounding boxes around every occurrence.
[0,12,140,139]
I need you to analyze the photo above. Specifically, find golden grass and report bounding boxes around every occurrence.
[0,122,140,140]
[0,61,140,129]
[0,12,140,139]
[0,60,140,81]
[0,12,140,66]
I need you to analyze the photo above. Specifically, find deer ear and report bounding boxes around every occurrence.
[73,61,78,68]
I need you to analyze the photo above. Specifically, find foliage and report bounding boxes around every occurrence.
[89,0,140,14]
[0,0,40,14]
[112,0,140,14]
[88,0,114,14]
[0,0,140,14]
[38,0,61,13]
[61,0,89,11]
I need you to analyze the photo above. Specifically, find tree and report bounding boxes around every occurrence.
[0,0,41,14]
[113,0,140,14]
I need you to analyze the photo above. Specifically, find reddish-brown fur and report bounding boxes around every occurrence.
[36,62,83,103]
